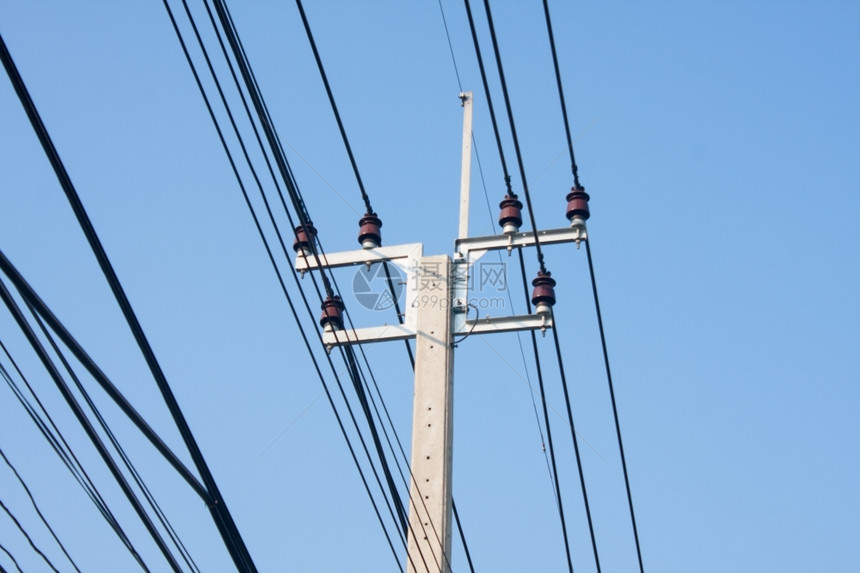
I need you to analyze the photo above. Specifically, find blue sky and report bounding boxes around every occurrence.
[1,1,858,571]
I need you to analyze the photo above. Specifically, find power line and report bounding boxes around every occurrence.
[515,250,576,573]
[585,240,645,573]
[538,2,644,568]
[0,447,81,572]
[295,0,415,370]
[295,0,373,216]
[28,308,200,572]
[480,0,548,271]
[542,0,581,188]
[548,317,602,573]
[0,30,255,572]
[448,0,555,500]
[462,1,577,570]
[0,540,23,573]
[200,0,419,556]
[206,6,443,570]
[162,3,410,568]
[438,0,464,92]
[0,354,147,570]
[0,249,208,501]
[0,497,60,572]
[0,277,182,572]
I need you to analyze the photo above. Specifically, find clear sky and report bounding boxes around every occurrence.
[1,1,858,571]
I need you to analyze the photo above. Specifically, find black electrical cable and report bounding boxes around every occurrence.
[538,1,643,566]
[200,7,436,570]
[294,4,463,565]
[441,7,556,565]
[480,0,549,272]
[479,3,605,569]
[0,250,208,501]
[548,317,602,573]
[186,0,415,552]
[585,240,645,573]
[540,2,644,568]
[340,345,410,534]
[209,0,336,299]
[0,31,255,573]
[438,0,464,91]
[29,308,201,573]
[462,1,575,569]
[515,250,575,573]
[162,5,409,568]
[463,0,513,195]
[189,3,460,569]
[0,447,81,572]
[0,278,182,572]
[0,497,60,572]
[295,0,373,216]
[458,20,554,495]
[0,344,147,570]
[0,542,22,573]
[354,350,458,573]
[542,0,581,188]
[333,316,453,572]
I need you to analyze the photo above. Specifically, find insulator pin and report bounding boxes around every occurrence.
[498,194,524,234]
[531,270,557,315]
[319,295,345,332]
[292,222,318,257]
[565,186,590,229]
[358,212,382,249]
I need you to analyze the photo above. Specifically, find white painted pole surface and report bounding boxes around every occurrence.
[458,92,473,241]
[406,255,454,573]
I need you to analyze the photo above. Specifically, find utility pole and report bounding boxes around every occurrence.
[295,92,587,573]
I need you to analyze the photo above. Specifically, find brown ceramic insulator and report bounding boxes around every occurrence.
[565,187,590,222]
[531,270,557,308]
[498,195,524,231]
[358,212,383,247]
[292,222,318,253]
[319,295,345,330]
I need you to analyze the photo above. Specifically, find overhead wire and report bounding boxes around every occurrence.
[542,0,581,188]
[191,1,428,566]
[479,0,548,270]
[201,0,420,556]
[541,1,645,570]
[163,2,412,569]
[0,497,60,572]
[480,1,607,570]
[292,0,416,370]
[441,0,554,495]
[27,307,200,572]
[0,344,147,570]
[0,30,255,573]
[0,249,208,501]
[295,2,480,569]
[207,5,442,570]
[440,12,558,568]
[462,1,576,570]
[0,447,81,572]
[585,241,645,573]
[0,277,183,572]
[0,542,22,573]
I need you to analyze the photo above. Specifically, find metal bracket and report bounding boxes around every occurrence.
[295,242,423,272]
[454,225,587,263]
[323,323,416,349]
[455,313,552,336]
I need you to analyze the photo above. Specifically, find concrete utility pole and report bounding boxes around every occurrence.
[295,92,587,573]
